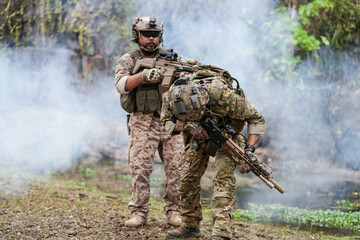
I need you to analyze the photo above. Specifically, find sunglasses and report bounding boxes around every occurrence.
[140,31,160,38]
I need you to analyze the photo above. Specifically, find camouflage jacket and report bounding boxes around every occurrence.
[160,77,266,136]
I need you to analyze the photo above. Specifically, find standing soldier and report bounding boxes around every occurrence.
[114,16,183,227]
[161,75,266,239]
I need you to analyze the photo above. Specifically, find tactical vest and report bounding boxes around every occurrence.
[130,47,167,112]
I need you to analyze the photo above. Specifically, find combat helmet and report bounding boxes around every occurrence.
[132,16,164,51]
[169,78,210,122]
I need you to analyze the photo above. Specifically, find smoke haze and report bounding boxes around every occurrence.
[0,47,124,178]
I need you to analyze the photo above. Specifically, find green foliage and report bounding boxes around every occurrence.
[255,7,301,83]
[81,168,96,177]
[295,0,360,50]
[298,0,334,24]
[75,199,86,206]
[294,0,334,55]
[64,180,86,188]
[0,0,29,45]
[335,200,360,211]
[257,0,358,84]
[234,203,360,232]
[293,27,320,54]
[117,173,132,181]
[0,0,134,57]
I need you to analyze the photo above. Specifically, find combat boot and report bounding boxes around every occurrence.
[166,227,201,238]
[168,214,182,226]
[125,215,146,227]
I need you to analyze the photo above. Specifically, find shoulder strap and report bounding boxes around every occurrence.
[130,49,141,60]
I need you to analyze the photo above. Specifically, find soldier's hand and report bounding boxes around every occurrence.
[245,150,258,163]
[142,68,164,83]
[239,164,251,174]
[191,124,209,140]
[241,149,257,174]
[182,122,209,140]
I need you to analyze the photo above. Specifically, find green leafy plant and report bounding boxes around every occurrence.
[294,0,334,54]
[64,180,86,188]
[81,168,96,177]
[75,199,86,206]
[234,203,360,232]
[335,200,359,211]
[117,174,132,181]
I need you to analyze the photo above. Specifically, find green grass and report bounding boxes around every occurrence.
[234,203,360,232]
[1,170,358,239]
[335,200,360,211]
[80,168,96,177]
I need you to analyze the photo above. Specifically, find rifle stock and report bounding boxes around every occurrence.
[201,116,285,194]
[132,58,157,74]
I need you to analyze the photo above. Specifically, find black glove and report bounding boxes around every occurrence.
[245,150,258,163]
[245,144,257,162]
[239,145,257,174]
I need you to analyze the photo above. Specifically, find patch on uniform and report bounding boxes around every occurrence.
[119,58,131,68]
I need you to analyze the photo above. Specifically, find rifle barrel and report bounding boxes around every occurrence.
[224,137,285,194]
[268,178,285,194]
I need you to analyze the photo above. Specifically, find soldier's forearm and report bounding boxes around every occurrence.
[247,134,259,146]
[125,72,144,91]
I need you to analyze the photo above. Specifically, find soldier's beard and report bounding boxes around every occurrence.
[145,42,156,49]
[140,43,158,56]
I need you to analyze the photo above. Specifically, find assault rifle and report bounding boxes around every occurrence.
[200,116,285,194]
[131,49,194,93]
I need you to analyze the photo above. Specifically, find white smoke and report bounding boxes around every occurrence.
[0,46,123,178]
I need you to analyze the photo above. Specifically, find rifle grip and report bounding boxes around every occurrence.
[159,69,175,93]
[158,84,169,94]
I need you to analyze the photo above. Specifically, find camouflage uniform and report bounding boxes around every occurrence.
[115,50,183,220]
[161,78,266,239]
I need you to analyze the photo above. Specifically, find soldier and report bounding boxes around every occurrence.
[161,76,266,239]
[114,16,183,227]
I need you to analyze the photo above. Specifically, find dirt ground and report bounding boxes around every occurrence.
[0,162,359,240]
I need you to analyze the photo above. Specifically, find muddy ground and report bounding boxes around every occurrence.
[0,161,359,240]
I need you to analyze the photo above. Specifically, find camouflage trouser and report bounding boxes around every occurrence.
[128,111,184,219]
[179,134,246,239]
